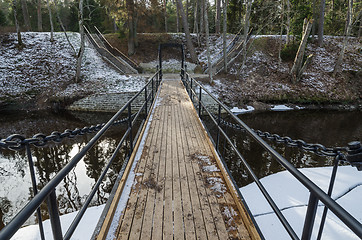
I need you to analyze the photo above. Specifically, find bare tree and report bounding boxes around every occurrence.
[286,0,291,44]
[75,0,85,83]
[358,13,361,38]
[290,19,313,82]
[223,0,228,73]
[311,0,318,42]
[37,0,43,31]
[215,0,221,34]
[12,0,23,47]
[176,1,180,32]
[318,0,326,46]
[204,0,212,82]
[54,0,76,56]
[333,0,353,77]
[176,0,199,64]
[21,0,31,31]
[127,0,136,55]
[240,0,252,71]
[46,0,54,41]
[193,0,198,33]
[278,0,285,63]
[163,0,168,32]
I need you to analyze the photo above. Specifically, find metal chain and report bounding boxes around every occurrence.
[215,115,349,158]
[0,114,136,151]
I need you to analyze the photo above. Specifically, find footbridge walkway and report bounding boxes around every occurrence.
[0,44,361,240]
[93,75,258,239]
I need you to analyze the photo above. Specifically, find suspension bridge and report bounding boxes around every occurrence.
[0,40,361,240]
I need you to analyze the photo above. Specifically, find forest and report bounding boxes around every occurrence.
[0,0,361,46]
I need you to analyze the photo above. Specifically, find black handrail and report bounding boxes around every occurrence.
[0,70,161,240]
[181,70,362,240]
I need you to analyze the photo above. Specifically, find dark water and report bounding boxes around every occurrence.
[0,110,130,229]
[203,109,362,187]
[0,109,361,230]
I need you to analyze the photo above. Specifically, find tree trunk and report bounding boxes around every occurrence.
[278,0,284,63]
[204,0,212,82]
[12,0,23,47]
[286,0,291,44]
[46,0,54,41]
[176,0,199,64]
[290,19,313,83]
[333,0,353,77]
[240,0,252,71]
[200,0,204,34]
[215,0,221,34]
[127,0,135,55]
[54,0,76,56]
[318,0,326,46]
[176,1,180,32]
[359,13,361,38]
[75,0,85,83]
[223,0,228,73]
[37,0,43,31]
[311,0,317,42]
[193,0,198,33]
[21,0,31,31]
[164,0,168,32]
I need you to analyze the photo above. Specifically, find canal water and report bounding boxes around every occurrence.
[0,109,361,230]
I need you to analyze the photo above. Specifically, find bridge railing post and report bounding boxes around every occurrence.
[47,190,63,240]
[198,86,202,117]
[145,84,148,119]
[301,193,319,240]
[316,155,340,240]
[25,145,45,240]
[152,78,154,102]
[128,103,133,152]
[216,104,221,151]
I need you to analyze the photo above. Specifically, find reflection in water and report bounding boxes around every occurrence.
[0,109,361,230]
[204,110,362,187]
[0,110,127,230]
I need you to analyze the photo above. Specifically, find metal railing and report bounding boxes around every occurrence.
[0,70,161,240]
[180,70,362,240]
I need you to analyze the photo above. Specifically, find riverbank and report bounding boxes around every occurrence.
[0,32,361,112]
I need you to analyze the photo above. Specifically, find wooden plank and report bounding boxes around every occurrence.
[151,100,168,239]
[176,81,220,240]
[100,77,260,240]
[171,103,186,240]
[163,104,174,239]
[185,105,234,239]
[174,89,197,240]
[126,97,166,239]
[95,86,161,240]
[139,97,166,239]
[176,84,209,240]
[187,108,244,239]
[185,82,260,240]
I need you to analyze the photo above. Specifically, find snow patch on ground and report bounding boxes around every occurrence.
[270,104,293,111]
[231,106,255,114]
[240,166,362,239]
[208,177,226,197]
[12,204,105,240]
[0,32,147,102]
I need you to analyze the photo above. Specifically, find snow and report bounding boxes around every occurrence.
[12,204,105,240]
[231,106,255,114]
[10,162,361,239]
[0,32,147,102]
[240,166,362,239]
[271,104,293,111]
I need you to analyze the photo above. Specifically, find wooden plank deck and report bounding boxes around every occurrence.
[96,74,259,240]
